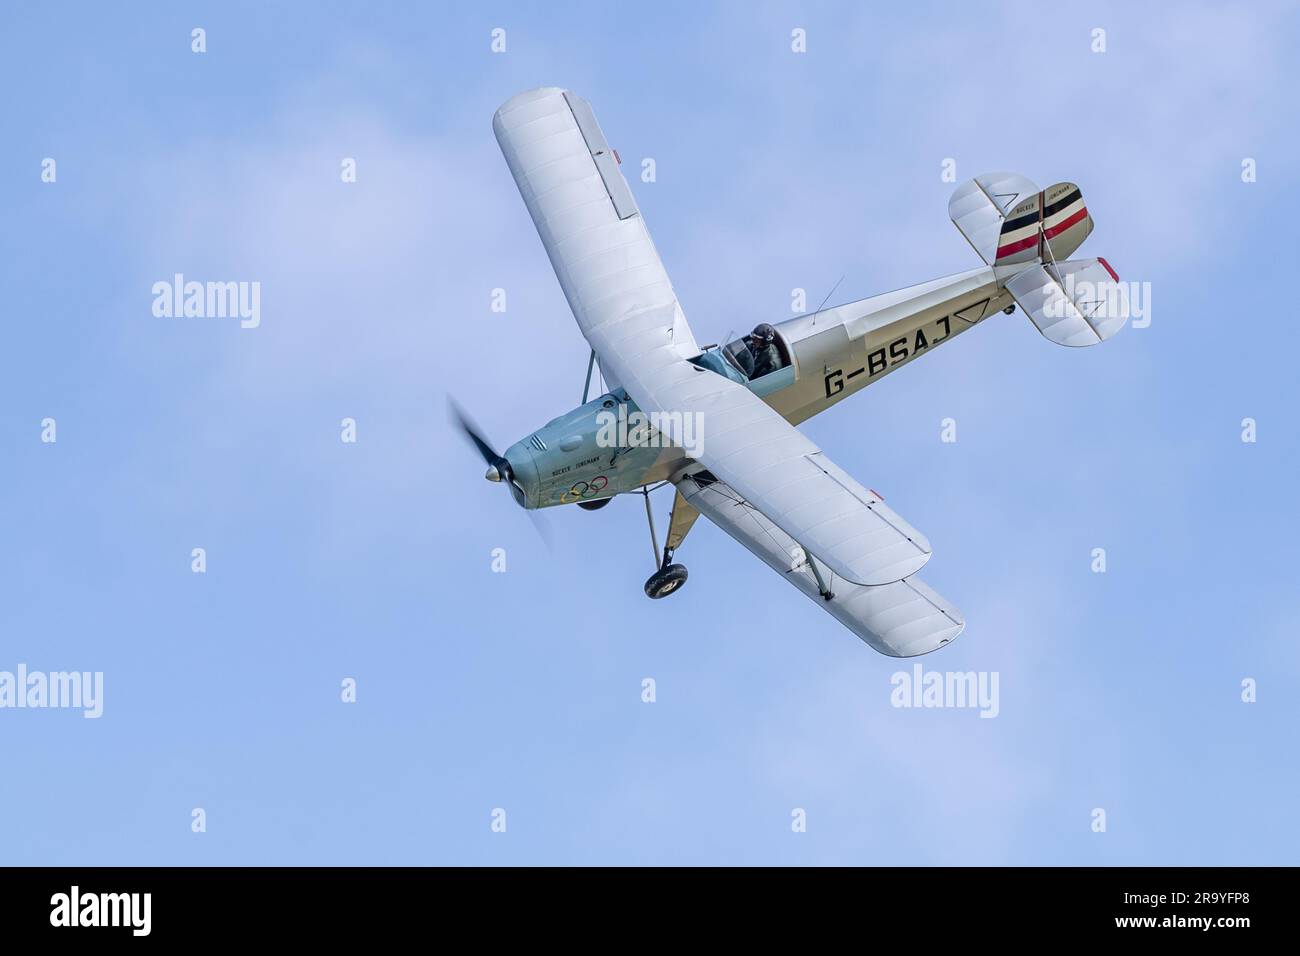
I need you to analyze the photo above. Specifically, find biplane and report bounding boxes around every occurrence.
[455,87,1129,656]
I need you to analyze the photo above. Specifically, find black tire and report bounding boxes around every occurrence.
[577,498,612,511]
[644,563,688,599]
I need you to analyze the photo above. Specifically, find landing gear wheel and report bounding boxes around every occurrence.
[644,563,688,599]
[578,498,612,511]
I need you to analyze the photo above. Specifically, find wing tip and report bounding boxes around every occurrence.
[832,550,933,588]
[494,86,568,124]
[879,619,966,658]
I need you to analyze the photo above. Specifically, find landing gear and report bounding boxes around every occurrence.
[645,562,688,598]
[577,498,612,511]
[641,486,688,598]
[1003,304,1016,315]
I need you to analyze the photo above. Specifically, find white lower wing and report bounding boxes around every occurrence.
[678,474,963,657]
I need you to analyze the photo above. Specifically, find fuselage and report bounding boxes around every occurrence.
[500,265,1013,509]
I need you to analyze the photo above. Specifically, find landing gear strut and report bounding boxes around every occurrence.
[641,486,688,598]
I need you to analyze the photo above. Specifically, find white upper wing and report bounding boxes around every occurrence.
[632,359,933,586]
[493,88,700,388]
[495,88,932,587]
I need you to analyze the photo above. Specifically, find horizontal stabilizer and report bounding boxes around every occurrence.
[948,172,1041,265]
[1005,257,1129,347]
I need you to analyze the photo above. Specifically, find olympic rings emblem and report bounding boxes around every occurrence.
[560,475,609,503]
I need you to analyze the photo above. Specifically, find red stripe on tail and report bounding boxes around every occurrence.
[997,206,1090,260]
[996,234,1040,258]
[1043,206,1088,241]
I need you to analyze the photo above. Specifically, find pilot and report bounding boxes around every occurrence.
[748,323,781,378]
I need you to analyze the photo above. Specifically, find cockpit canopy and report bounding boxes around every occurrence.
[689,327,794,392]
[723,328,792,381]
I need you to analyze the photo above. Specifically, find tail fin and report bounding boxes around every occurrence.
[950,173,1125,347]
[949,174,1094,266]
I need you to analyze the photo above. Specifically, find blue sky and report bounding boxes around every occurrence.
[2,1,1297,865]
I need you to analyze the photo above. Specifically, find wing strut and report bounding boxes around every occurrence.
[805,555,835,602]
[582,349,597,404]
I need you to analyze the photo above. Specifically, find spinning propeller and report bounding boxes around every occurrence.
[448,397,552,550]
